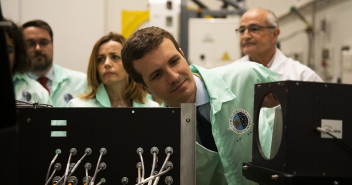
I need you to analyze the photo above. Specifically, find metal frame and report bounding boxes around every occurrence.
[180,103,196,185]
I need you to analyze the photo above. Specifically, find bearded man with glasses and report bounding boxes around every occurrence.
[22,19,88,107]
[232,8,322,82]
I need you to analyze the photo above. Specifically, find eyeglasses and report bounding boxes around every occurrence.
[25,39,52,48]
[235,24,275,35]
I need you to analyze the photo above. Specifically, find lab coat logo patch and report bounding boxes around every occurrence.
[22,91,32,101]
[229,109,251,134]
[64,93,73,103]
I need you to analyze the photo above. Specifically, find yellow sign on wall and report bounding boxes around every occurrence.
[222,52,230,61]
[121,10,150,38]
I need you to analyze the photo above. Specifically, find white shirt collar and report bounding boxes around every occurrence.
[265,49,276,68]
[27,66,54,81]
[194,74,210,106]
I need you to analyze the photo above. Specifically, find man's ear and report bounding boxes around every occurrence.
[273,27,280,44]
[179,48,184,56]
[137,83,152,94]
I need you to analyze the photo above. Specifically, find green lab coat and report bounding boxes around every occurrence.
[190,62,280,185]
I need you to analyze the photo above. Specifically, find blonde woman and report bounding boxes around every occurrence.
[69,32,159,107]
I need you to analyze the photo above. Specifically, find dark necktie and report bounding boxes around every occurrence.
[38,76,50,94]
[196,107,218,152]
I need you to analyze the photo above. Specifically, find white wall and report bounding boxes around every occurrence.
[1,0,150,73]
[0,0,153,73]
[278,0,352,82]
[1,0,105,73]
[246,0,313,17]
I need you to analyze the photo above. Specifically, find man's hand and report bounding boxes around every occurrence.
[262,93,280,108]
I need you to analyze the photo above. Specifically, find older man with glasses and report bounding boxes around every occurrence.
[22,19,88,107]
[231,8,323,160]
[232,8,323,82]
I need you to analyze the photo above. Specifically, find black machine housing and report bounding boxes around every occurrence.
[243,81,352,185]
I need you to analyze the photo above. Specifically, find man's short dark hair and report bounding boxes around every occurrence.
[121,26,180,85]
[21,19,53,41]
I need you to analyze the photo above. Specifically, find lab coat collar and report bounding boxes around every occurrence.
[190,65,236,114]
[52,64,70,84]
[96,83,111,107]
[13,72,29,85]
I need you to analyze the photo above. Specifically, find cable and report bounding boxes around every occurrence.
[67,148,92,179]
[83,176,92,185]
[148,147,159,185]
[87,163,106,185]
[44,163,61,185]
[136,166,172,185]
[55,163,75,185]
[96,162,107,173]
[84,163,92,185]
[152,147,173,185]
[90,148,107,185]
[137,162,142,183]
[63,148,77,185]
[316,127,352,155]
[96,178,106,185]
[45,149,61,183]
[137,147,145,182]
